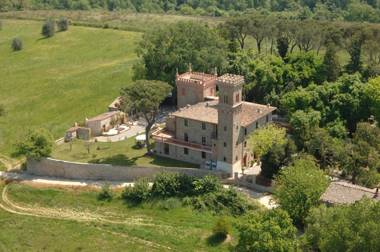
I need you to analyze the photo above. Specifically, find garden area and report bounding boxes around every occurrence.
[51,137,198,168]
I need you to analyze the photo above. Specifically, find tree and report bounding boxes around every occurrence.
[345,37,364,74]
[42,19,55,38]
[365,76,380,122]
[274,156,329,226]
[248,15,268,54]
[14,130,53,160]
[289,110,321,149]
[247,124,287,159]
[236,209,299,252]
[221,15,250,49]
[322,44,341,81]
[303,199,380,252]
[121,80,171,153]
[57,17,69,31]
[11,37,23,51]
[135,21,228,84]
[276,36,289,59]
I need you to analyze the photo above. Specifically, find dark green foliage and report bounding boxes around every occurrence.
[57,17,69,31]
[345,38,363,74]
[322,44,341,81]
[42,19,55,38]
[304,199,380,252]
[151,172,181,198]
[14,130,53,160]
[156,197,182,210]
[260,140,296,179]
[11,38,23,51]
[236,209,299,252]
[277,37,289,59]
[212,217,231,239]
[186,188,256,216]
[134,22,228,84]
[274,156,329,226]
[193,175,222,195]
[122,178,151,204]
[97,184,113,201]
[290,109,321,149]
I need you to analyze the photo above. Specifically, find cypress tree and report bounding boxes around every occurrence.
[322,44,341,82]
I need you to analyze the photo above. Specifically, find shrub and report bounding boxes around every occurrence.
[42,19,55,38]
[193,175,222,195]
[151,172,181,198]
[14,130,53,160]
[57,17,69,31]
[178,174,196,196]
[97,184,112,201]
[122,178,150,204]
[213,217,231,239]
[11,38,23,51]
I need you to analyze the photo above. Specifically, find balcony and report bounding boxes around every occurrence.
[152,129,212,153]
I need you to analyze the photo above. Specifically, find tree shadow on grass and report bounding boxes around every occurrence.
[89,154,138,166]
[149,156,199,168]
[207,233,227,247]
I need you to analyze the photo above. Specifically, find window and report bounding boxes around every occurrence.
[202,136,206,145]
[244,128,247,135]
[266,115,269,123]
[223,157,227,162]
[235,93,240,103]
[223,142,227,147]
[224,126,227,131]
[184,119,188,126]
[256,121,259,128]
[184,133,189,142]
[201,152,206,159]
[244,141,247,147]
[184,148,189,155]
[202,122,206,130]
[164,143,169,155]
[181,88,186,96]
[236,156,238,161]
[223,95,228,104]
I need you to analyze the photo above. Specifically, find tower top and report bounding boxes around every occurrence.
[217,74,245,87]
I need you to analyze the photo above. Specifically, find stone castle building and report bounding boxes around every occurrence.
[152,71,276,175]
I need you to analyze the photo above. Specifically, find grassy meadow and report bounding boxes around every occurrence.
[0,182,237,251]
[0,19,140,157]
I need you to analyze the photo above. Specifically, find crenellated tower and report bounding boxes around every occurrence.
[216,74,245,175]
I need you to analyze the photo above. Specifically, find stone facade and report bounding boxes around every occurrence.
[153,72,276,176]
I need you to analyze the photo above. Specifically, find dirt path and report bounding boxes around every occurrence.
[0,183,172,250]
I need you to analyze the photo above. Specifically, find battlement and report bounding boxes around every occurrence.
[176,71,217,87]
[217,74,245,86]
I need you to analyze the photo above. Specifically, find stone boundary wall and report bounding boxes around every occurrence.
[27,158,226,182]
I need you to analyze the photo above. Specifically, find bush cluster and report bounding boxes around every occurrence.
[42,19,55,38]
[97,184,113,201]
[57,17,69,31]
[11,38,23,51]
[120,173,255,216]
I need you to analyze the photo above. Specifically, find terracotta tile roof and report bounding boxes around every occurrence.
[171,101,276,126]
[87,111,119,122]
[321,180,380,205]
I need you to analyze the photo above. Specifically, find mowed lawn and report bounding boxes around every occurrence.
[0,19,140,156]
[0,182,236,251]
[52,137,199,168]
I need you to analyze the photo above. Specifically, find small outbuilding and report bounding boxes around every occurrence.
[321,180,380,205]
[85,111,125,136]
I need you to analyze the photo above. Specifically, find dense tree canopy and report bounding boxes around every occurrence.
[237,209,299,252]
[14,130,53,160]
[303,199,380,252]
[134,21,228,84]
[274,156,329,225]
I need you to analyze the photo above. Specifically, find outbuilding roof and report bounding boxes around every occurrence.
[320,180,380,205]
[87,111,119,122]
[171,100,276,126]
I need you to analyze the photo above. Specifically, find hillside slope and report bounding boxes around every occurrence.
[0,19,140,156]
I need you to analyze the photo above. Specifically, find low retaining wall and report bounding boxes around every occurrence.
[27,158,226,181]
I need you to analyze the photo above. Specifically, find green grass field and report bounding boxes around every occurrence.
[0,19,140,157]
[52,138,199,167]
[0,182,237,251]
